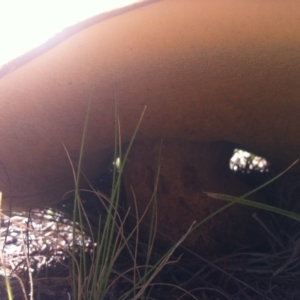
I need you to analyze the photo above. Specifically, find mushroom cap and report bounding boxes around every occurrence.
[0,0,300,210]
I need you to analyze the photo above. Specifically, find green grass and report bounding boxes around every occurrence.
[205,159,300,222]
[65,99,196,300]
[0,193,13,300]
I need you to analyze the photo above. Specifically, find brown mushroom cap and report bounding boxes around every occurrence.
[0,0,300,211]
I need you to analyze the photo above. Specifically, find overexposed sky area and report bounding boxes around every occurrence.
[0,0,139,68]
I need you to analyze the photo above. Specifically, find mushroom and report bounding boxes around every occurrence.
[0,0,299,251]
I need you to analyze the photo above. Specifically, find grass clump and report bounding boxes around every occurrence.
[64,102,196,300]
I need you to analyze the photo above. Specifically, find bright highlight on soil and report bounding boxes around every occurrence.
[0,0,139,68]
[230,149,270,173]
